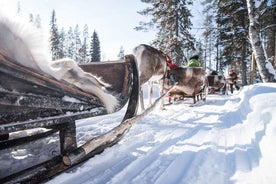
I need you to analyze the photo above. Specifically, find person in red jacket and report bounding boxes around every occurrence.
[166,56,179,84]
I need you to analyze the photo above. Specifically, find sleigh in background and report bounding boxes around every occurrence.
[0,53,139,183]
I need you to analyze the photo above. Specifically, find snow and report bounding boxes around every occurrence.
[45,83,276,184]
[1,83,276,183]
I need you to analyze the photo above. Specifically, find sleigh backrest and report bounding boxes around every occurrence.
[0,53,135,124]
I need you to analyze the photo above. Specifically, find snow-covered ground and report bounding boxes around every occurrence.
[45,83,276,184]
[1,83,276,183]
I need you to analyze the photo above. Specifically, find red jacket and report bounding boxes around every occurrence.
[166,57,179,69]
[167,62,179,69]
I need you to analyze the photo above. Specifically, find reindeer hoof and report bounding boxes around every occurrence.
[160,106,166,110]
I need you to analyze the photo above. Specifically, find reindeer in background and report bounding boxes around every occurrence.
[226,69,240,94]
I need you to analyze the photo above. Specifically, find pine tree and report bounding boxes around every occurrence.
[34,15,41,29]
[67,27,75,59]
[79,24,89,63]
[90,30,101,62]
[117,46,125,60]
[28,14,41,29]
[29,14,34,23]
[50,10,61,60]
[136,0,195,65]
[74,24,82,63]
[216,0,249,85]
[59,28,66,59]
[202,0,218,71]
[17,1,21,15]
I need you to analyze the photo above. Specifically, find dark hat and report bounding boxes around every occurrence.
[189,55,199,60]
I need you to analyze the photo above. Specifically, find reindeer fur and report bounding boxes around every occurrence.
[133,44,167,110]
[0,12,117,113]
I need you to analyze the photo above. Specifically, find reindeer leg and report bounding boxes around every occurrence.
[230,84,234,94]
[193,92,196,104]
[159,80,166,110]
[225,83,229,95]
[139,87,145,111]
[148,81,153,107]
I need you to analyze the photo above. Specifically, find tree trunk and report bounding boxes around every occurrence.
[241,39,248,85]
[250,53,256,84]
[246,0,273,82]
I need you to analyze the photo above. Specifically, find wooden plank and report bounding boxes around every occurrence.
[0,91,93,112]
[0,109,106,135]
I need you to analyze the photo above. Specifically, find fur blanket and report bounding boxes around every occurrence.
[0,12,118,113]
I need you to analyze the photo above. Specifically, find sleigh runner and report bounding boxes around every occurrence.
[0,53,139,183]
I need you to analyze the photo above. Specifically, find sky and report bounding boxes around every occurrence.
[2,83,276,183]
[0,0,204,60]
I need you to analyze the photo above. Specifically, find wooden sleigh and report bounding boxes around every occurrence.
[164,67,208,104]
[0,53,139,183]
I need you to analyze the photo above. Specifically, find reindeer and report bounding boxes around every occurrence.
[226,69,240,94]
[164,67,208,104]
[132,44,168,111]
[207,72,227,94]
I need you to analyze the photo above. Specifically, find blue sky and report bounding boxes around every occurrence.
[0,0,203,60]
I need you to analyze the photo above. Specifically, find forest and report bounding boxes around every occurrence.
[25,0,276,84]
[135,0,276,85]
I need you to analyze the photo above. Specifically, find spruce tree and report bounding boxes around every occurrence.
[90,30,101,62]
[79,24,89,63]
[17,1,21,15]
[202,0,218,71]
[50,10,61,60]
[216,0,249,85]
[74,24,82,63]
[67,27,75,59]
[29,14,34,23]
[34,15,41,29]
[136,0,195,65]
[59,28,66,59]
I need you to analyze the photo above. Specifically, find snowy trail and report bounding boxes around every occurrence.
[37,84,276,183]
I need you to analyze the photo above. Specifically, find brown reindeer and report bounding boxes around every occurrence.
[207,72,227,94]
[164,67,208,104]
[132,44,167,111]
